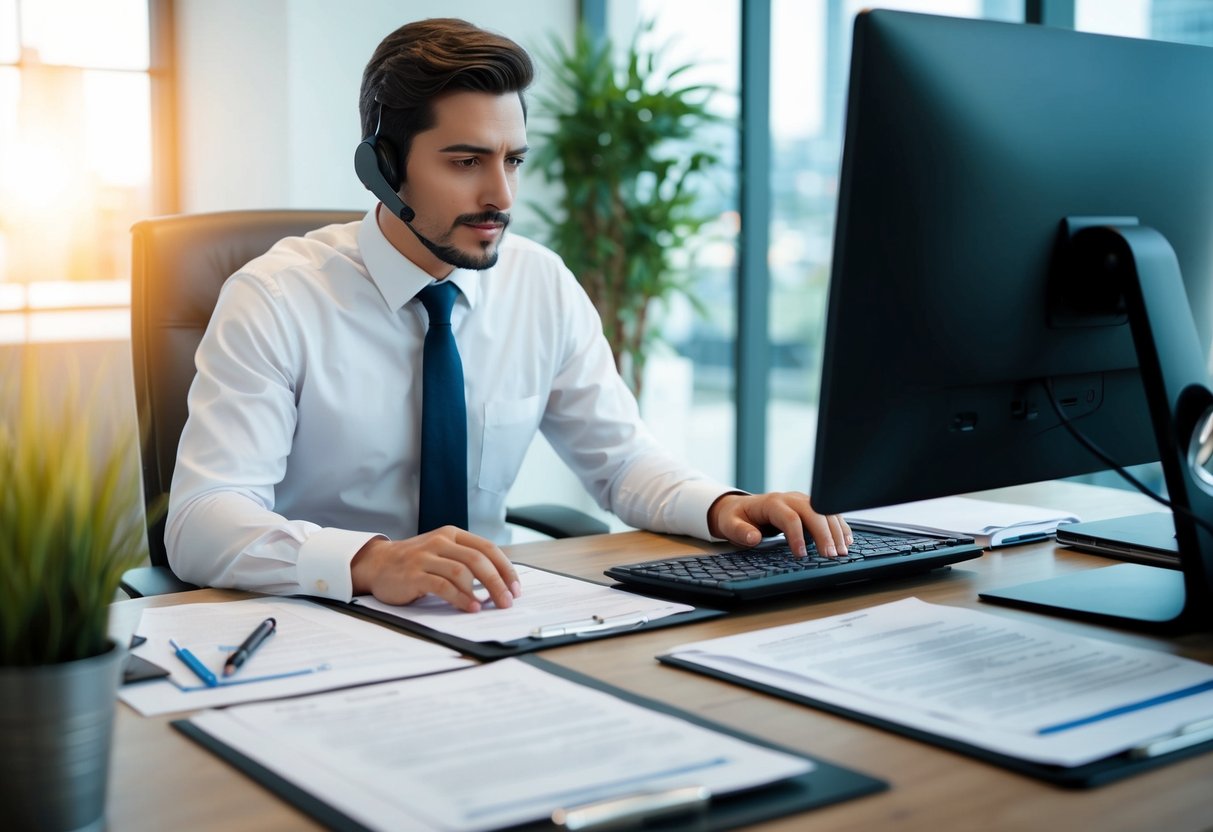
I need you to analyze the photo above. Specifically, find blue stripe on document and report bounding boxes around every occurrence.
[1037,680,1213,735]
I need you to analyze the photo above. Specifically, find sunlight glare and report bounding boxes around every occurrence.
[84,71,151,188]
[21,0,149,70]
[0,0,16,63]
[0,54,90,283]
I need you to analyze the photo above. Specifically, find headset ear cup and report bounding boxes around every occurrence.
[373,136,401,191]
[353,132,415,223]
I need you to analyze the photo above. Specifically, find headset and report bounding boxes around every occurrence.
[353,103,416,223]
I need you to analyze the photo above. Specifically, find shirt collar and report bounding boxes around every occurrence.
[356,206,481,312]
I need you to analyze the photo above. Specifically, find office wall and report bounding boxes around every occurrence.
[174,0,291,211]
[175,0,577,219]
[172,1,616,534]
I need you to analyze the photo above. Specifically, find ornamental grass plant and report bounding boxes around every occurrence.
[0,355,148,666]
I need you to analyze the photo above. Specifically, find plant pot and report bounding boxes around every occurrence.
[0,641,125,832]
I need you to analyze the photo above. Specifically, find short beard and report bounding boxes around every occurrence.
[408,210,510,271]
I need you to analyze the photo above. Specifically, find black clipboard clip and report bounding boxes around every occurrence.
[531,612,650,640]
[551,785,711,830]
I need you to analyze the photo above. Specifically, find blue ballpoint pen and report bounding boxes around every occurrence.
[169,638,219,688]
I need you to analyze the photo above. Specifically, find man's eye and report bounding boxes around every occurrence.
[454,158,478,168]
[508,156,526,168]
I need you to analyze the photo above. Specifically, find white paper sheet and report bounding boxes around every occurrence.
[187,659,813,832]
[120,597,471,715]
[354,564,695,643]
[664,598,1213,766]
[846,496,1080,546]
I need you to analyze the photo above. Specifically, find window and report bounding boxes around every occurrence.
[626,0,742,485]
[0,0,153,342]
[1076,0,1213,46]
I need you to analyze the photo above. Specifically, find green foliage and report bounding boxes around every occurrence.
[0,357,148,666]
[531,23,721,393]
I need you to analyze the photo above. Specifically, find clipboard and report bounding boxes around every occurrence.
[658,654,1213,789]
[173,654,887,830]
[316,564,726,660]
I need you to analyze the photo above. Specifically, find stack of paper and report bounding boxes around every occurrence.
[121,597,471,715]
[182,659,813,831]
[845,495,1080,548]
[662,598,1213,768]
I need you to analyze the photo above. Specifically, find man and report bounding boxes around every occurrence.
[167,18,851,613]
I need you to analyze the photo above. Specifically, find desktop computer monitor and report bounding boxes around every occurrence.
[810,10,1213,628]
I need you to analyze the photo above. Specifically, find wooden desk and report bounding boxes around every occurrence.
[105,483,1213,830]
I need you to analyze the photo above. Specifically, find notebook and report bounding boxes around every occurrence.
[1054,512,1180,568]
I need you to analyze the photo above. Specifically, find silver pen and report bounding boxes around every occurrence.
[531,612,649,639]
[1128,715,1213,759]
[552,785,711,830]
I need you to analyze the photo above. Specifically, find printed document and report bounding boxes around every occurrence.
[846,495,1080,547]
[664,597,1213,766]
[353,563,695,643]
[121,597,470,715]
[186,658,812,832]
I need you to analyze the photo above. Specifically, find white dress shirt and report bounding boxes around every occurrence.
[167,211,732,601]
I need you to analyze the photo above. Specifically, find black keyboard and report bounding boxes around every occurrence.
[604,528,983,601]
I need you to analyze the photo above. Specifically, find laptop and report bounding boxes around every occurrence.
[1054,512,1180,568]
[604,525,983,603]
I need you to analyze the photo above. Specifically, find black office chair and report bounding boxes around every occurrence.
[121,209,606,598]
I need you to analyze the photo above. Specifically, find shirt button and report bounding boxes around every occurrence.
[315,579,329,593]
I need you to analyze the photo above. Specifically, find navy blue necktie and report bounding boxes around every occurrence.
[417,281,468,533]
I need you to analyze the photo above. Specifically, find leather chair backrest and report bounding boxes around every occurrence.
[131,209,363,567]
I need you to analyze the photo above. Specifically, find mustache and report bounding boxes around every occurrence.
[455,211,511,227]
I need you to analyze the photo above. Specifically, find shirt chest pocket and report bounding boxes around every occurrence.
[478,395,545,495]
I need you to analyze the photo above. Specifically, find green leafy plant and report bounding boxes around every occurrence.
[0,357,148,666]
[531,23,721,394]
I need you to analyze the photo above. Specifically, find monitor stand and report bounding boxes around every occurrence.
[979,219,1213,632]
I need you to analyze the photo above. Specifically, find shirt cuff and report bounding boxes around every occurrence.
[297,527,383,601]
[674,482,747,542]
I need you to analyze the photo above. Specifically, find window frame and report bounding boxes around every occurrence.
[0,0,174,335]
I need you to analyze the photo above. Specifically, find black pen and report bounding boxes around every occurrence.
[223,617,276,677]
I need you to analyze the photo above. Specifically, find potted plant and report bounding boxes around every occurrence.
[531,23,722,395]
[0,355,148,831]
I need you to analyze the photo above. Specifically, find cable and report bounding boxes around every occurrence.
[1041,379,1213,538]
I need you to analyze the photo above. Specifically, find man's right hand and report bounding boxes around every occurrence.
[350,527,521,612]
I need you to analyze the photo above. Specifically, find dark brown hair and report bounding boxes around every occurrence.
[358,18,534,169]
